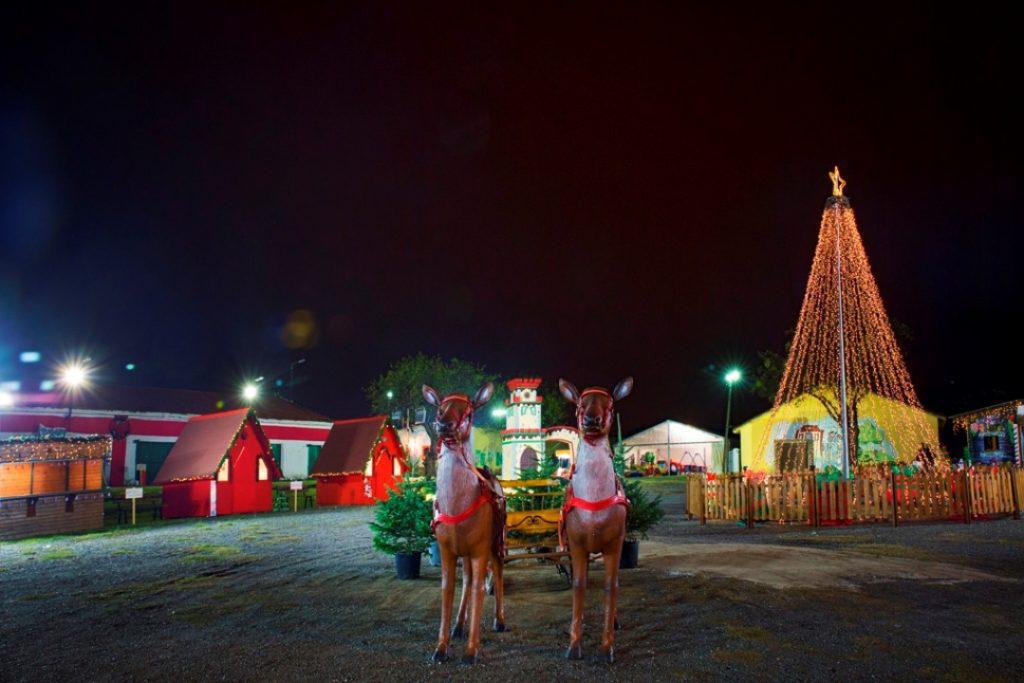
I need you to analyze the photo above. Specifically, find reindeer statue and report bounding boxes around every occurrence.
[422,382,506,665]
[558,377,633,663]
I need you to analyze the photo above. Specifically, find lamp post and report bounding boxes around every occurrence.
[59,361,90,428]
[288,358,307,400]
[723,369,742,473]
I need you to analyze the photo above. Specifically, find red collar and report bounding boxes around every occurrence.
[432,492,490,530]
[563,490,629,512]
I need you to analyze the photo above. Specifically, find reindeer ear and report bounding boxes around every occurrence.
[559,379,580,404]
[612,377,634,401]
[472,382,494,409]
[422,385,441,407]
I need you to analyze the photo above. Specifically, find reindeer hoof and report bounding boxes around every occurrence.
[461,653,478,665]
[430,649,449,664]
[450,624,465,639]
[602,646,616,664]
[566,644,583,660]
[493,619,506,632]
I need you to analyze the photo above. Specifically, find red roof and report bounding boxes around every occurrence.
[14,385,330,423]
[310,416,387,476]
[154,409,276,483]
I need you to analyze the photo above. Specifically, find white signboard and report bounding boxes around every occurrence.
[125,487,144,500]
[289,480,303,491]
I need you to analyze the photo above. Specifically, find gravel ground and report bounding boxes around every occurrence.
[2,480,1023,681]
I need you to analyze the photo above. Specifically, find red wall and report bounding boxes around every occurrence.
[316,474,374,506]
[162,480,212,518]
[217,425,274,515]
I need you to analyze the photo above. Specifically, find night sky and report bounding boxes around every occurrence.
[1,4,1020,433]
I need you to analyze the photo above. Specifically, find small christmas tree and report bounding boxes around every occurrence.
[369,480,433,555]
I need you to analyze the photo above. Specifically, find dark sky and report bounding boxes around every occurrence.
[1,4,1020,433]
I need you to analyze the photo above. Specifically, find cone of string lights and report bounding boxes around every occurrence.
[760,167,941,475]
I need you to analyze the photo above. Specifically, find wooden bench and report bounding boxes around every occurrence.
[499,478,571,586]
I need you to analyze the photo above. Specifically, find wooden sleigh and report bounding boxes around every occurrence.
[497,477,572,586]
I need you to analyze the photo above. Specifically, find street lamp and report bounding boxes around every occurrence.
[723,368,742,473]
[242,383,260,402]
[59,362,89,390]
[57,360,92,427]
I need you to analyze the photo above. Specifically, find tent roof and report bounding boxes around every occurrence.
[154,409,273,483]
[622,420,722,446]
[310,416,388,476]
[13,385,330,423]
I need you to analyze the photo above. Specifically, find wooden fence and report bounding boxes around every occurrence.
[686,465,1024,527]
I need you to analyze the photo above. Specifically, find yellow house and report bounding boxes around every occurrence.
[735,391,941,472]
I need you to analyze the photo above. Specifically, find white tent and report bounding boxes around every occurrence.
[621,420,723,471]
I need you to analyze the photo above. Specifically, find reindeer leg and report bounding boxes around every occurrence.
[462,553,488,664]
[600,544,622,664]
[452,561,471,639]
[432,545,456,663]
[491,552,506,632]
[566,543,588,660]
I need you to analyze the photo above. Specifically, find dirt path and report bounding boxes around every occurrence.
[2,481,1023,681]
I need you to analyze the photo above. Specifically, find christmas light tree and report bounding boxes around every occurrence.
[764,168,938,474]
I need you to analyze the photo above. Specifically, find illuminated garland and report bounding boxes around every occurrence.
[759,169,941,469]
[951,401,1022,433]
[0,435,111,464]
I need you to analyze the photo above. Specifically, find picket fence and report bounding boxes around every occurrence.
[685,465,1024,527]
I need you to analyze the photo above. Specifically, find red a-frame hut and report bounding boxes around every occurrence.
[311,416,408,505]
[154,409,280,518]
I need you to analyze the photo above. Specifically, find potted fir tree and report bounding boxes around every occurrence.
[620,477,665,568]
[370,480,434,579]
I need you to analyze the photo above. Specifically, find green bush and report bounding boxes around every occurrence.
[623,478,665,541]
[369,480,434,555]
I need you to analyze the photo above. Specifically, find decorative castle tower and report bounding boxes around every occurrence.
[501,378,547,479]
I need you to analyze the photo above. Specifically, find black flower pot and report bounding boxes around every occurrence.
[620,539,640,569]
[395,552,422,579]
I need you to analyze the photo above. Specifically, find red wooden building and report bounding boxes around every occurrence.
[1,385,332,485]
[154,409,280,518]
[311,416,408,505]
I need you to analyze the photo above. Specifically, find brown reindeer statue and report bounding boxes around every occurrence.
[423,382,506,665]
[558,377,633,663]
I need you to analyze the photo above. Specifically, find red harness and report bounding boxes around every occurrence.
[562,490,630,513]
[558,489,629,551]
[431,492,492,532]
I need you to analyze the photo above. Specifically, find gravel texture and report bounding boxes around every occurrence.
[2,480,1023,681]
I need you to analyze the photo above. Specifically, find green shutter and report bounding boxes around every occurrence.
[270,443,283,470]
[135,441,175,484]
[306,445,321,476]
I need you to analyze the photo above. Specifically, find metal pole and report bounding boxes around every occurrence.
[834,204,851,479]
[666,421,671,473]
[723,383,734,474]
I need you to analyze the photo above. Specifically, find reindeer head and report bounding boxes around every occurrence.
[423,382,494,447]
[559,377,633,443]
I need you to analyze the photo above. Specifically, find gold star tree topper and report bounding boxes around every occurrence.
[829,166,846,197]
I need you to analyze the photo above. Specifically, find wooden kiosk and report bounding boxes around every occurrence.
[0,434,110,541]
